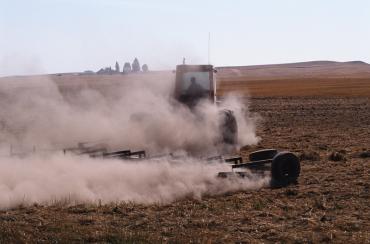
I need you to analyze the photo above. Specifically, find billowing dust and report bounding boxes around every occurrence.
[0,154,269,209]
[0,74,265,209]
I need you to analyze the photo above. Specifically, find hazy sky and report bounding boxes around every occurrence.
[1,0,369,76]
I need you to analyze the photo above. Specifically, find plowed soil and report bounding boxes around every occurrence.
[0,93,369,243]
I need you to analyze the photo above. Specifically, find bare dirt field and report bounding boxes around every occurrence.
[217,61,370,97]
[0,97,369,243]
[0,63,369,243]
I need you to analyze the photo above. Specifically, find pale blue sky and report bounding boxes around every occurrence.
[0,0,369,76]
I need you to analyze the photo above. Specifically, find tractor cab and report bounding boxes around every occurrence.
[174,65,216,108]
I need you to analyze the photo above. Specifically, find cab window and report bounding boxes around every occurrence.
[181,72,210,94]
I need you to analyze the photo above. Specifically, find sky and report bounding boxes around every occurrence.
[0,0,370,76]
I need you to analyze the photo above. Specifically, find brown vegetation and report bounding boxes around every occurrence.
[217,61,370,97]
[218,78,370,97]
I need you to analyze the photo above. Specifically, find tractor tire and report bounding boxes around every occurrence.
[220,110,238,145]
[271,152,300,187]
[249,149,278,161]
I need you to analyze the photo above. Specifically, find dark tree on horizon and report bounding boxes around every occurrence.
[123,62,132,73]
[115,61,120,73]
[142,64,149,72]
[132,58,141,72]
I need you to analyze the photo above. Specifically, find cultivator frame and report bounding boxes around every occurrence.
[63,143,146,159]
[64,143,300,187]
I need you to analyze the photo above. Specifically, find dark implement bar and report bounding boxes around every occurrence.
[103,150,131,157]
[79,148,108,155]
[218,172,249,178]
[103,150,146,159]
[231,159,273,169]
[206,155,223,162]
[129,150,146,158]
[225,157,243,164]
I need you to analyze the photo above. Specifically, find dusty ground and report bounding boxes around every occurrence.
[0,95,368,243]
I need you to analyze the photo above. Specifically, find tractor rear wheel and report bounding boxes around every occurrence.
[220,110,238,145]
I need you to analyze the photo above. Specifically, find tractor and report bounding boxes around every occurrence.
[173,64,238,147]
[174,64,301,186]
[64,64,301,187]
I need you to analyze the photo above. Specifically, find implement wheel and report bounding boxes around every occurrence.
[271,152,300,187]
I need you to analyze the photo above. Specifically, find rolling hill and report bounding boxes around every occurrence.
[1,61,370,97]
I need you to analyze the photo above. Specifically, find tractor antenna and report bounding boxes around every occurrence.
[208,32,211,64]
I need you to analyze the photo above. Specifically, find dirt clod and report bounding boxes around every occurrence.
[359,151,370,158]
[329,152,346,162]
[299,151,320,161]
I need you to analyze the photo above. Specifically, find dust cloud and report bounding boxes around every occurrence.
[0,73,263,208]
[0,74,259,154]
[0,154,269,209]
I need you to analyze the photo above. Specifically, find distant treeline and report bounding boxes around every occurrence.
[90,58,149,75]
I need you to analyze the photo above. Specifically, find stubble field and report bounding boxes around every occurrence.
[0,71,369,243]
